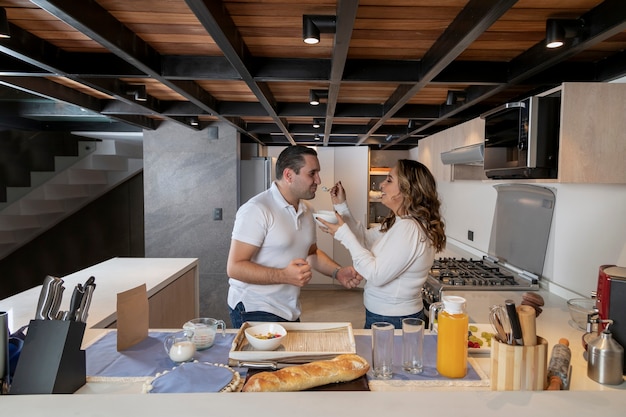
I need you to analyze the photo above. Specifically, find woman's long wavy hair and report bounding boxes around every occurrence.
[380,159,446,253]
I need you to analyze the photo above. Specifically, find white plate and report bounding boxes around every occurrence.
[432,323,495,354]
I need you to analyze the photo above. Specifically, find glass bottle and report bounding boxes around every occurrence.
[429,295,469,378]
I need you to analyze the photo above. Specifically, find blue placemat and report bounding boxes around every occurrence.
[86,331,486,387]
[355,334,482,382]
[86,331,240,378]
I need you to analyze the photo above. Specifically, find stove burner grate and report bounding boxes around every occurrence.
[429,257,519,287]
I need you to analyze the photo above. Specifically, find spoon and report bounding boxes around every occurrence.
[320,186,330,192]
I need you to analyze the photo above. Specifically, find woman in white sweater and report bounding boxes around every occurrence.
[317,160,446,329]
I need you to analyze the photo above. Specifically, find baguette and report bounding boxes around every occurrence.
[242,354,370,392]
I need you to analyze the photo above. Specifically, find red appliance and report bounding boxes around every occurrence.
[596,264,626,374]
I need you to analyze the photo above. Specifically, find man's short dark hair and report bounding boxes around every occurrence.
[275,146,317,180]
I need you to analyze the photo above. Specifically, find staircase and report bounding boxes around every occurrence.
[0,139,143,260]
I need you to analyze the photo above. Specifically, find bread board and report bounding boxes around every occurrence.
[229,322,356,365]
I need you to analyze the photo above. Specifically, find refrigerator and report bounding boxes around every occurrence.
[239,157,275,207]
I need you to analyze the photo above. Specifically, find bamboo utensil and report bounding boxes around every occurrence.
[517,304,537,346]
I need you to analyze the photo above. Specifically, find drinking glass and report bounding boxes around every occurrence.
[371,322,394,379]
[402,318,424,374]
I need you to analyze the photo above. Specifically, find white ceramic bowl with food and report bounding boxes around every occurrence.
[313,210,338,227]
[244,323,287,351]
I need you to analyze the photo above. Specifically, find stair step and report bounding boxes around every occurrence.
[5,187,32,204]
[105,159,143,184]
[0,228,39,244]
[62,169,108,185]
[54,155,82,172]
[19,199,66,215]
[81,154,129,171]
[30,171,57,188]
[0,214,41,230]
[43,184,90,199]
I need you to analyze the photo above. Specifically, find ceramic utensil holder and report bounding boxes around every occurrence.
[9,319,86,394]
[490,336,548,391]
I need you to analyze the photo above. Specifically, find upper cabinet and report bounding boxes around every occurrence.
[418,82,626,185]
[558,82,626,184]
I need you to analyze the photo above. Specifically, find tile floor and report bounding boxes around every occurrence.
[299,287,365,329]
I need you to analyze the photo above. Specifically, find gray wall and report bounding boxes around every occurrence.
[143,121,238,324]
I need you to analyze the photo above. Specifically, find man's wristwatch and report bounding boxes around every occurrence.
[331,267,341,280]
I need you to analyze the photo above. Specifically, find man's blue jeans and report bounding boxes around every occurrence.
[228,302,300,328]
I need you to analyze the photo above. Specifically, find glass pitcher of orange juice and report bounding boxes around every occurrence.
[429,295,468,378]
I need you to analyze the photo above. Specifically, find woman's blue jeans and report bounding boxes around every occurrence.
[364,308,425,330]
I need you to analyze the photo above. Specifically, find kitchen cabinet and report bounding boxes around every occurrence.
[558,82,626,183]
[418,82,626,184]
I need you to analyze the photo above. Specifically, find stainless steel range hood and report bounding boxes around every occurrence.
[440,143,484,165]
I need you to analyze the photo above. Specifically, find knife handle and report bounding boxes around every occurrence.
[48,284,64,319]
[505,300,523,345]
[34,275,56,320]
[83,276,95,288]
[65,285,84,321]
[78,284,96,323]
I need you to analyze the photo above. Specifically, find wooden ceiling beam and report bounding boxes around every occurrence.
[322,0,360,146]
[184,0,295,145]
[361,0,519,146]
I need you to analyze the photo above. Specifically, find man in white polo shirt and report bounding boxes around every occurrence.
[227,145,361,328]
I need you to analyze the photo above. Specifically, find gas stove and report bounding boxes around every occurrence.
[422,256,539,304]
[419,183,555,305]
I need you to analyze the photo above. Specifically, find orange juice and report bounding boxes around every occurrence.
[436,310,469,378]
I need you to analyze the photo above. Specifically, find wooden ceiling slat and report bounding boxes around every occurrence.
[224,0,334,15]
[145,44,221,55]
[106,12,202,25]
[356,7,463,20]
[97,0,194,14]
[124,24,214,36]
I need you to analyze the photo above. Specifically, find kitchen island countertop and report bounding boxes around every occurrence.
[2,256,625,416]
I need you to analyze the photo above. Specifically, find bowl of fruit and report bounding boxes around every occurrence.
[467,324,495,353]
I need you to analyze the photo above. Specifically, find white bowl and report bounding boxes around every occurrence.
[244,323,287,351]
[313,210,338,227]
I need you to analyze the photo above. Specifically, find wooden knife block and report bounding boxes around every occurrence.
[490,336,548,391]
[9,319,86,394]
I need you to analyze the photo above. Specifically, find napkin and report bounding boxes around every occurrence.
[116,284,149,351]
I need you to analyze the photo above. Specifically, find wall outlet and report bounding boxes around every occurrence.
[213,208,223,221]
[468,230,474,241]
